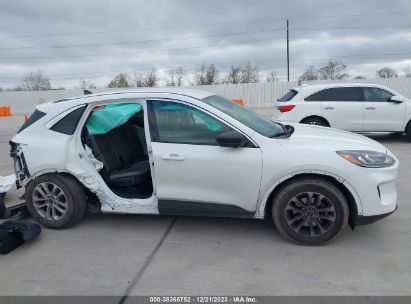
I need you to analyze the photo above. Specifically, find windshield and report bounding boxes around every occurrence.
[201,95,284,137]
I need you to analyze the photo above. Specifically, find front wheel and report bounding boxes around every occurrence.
[25,174,86,229]
[272,177,348,245]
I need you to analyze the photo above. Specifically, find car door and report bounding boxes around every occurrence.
[320,87,363,131]
[147,99,263,215]
[361,87,406,132]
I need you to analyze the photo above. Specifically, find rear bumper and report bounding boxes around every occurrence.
[356,205,397,225]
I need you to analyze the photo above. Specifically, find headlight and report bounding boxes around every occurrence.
[336,150,395,168]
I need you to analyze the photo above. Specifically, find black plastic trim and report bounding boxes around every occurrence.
[356,206,397,225]
[158,200,255,218]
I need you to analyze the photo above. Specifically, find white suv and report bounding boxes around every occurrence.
[10,88,398,245]
[274,83,411,139]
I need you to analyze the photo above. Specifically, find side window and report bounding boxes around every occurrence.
[321,87,360,101]
[51,106,86,135]
[305,90,325,101]
[362,87,394,102]
[148,100,232,145]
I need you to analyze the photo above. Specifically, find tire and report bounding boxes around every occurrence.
[272,177,348,246]
[301,117,328,127]
[25,174,86,229]
[406,122,411,142]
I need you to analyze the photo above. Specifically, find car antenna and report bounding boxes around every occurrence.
[83,90,93,95]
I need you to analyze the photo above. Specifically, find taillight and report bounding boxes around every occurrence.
[277,105,296,112]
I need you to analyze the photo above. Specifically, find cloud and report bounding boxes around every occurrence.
[0,0,410,88]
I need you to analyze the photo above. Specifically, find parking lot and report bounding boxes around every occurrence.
[0,115,410,298]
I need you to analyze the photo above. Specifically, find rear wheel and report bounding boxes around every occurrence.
[272,177,348,245]
[301,117,328,127]
[25,174,86,229]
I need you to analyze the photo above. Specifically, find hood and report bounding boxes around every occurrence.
[278,123,387,153]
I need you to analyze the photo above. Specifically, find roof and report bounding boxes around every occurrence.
[293,82,398,96]
[54,87,214,103]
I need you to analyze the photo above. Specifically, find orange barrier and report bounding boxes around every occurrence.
[0,106,12,116]
[232,99,245,106]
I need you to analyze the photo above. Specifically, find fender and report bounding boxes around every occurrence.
[254,169,363,219]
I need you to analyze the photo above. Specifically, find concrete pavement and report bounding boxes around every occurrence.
[0,116,410,298]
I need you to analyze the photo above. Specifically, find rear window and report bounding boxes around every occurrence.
[17,110,46,133]
[278,89,298,102]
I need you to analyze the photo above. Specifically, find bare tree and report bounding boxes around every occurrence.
[224,65,243,84]
[107,73,129,88]
[266,71,279,82]
[299,65,319,81]
[318,59,348,80]
[167,67,185,86]
[79,78,96,90]
[193,64,218,85]
[143,68,159,87]
[240,62,259,83]
[376,67,398,78]
[223,62,259,84]
[19,70,51,91]
[133,72,144,87]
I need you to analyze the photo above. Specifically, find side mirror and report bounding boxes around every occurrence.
[215,130,248,148]
[389,95,404,103]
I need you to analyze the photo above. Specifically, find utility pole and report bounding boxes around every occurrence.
[287,19,290,81]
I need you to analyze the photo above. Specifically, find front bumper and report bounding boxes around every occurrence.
[356,205,397,225]
[344,158,399,217]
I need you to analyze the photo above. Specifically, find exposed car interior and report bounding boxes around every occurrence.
[81,103,153,199]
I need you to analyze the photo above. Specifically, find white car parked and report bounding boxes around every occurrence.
[10,88,398,245]
[274,83,411,140]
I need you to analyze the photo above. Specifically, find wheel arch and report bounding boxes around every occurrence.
[263,173,358,230]
[300,115,330,127]
[405,119,411,132]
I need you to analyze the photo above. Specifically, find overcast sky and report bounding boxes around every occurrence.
[0,0,410,89]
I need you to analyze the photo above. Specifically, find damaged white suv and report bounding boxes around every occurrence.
[10,88,398,245]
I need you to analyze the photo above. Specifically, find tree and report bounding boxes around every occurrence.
[167,67,185,86]
[19,70,51,91]
[79,78,96,90]
[107,73,129,88]
[299,65,318,81]
[223,62,259,84]
[266,71,279,82]
[193,64,218,85]
[143,68,158,87]
[224,65,242,84]
[376,67,398,78]
[133,72,144,87]
[318,59,348,80]
[240,62,259,83]
[133,68,159,87]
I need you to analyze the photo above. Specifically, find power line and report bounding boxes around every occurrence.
[0,28,285,51]
[0,36,283,60]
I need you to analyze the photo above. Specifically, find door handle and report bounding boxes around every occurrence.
[324,106,334,110]
[365,107,376,110]
[161,154,185,161]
